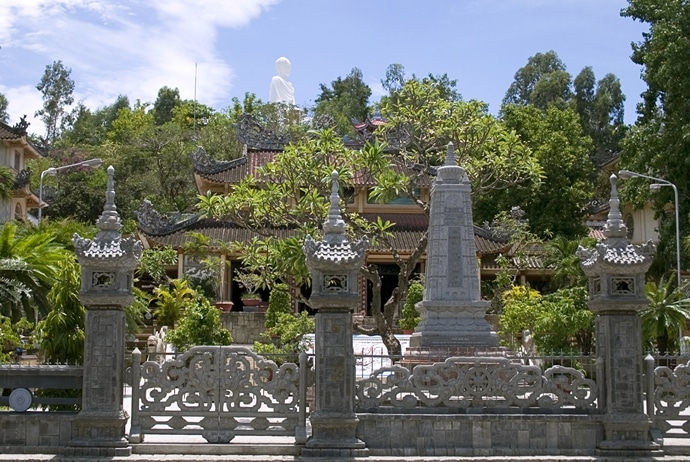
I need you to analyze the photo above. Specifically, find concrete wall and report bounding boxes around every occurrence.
[356,412,604,457]
[221,312,266,345]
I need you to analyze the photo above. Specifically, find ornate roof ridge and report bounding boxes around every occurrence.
[236,113,290,151]
[137,199,200,236]
[190,146,247,175]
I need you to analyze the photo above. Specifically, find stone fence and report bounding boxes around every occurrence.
[0,365,83,453]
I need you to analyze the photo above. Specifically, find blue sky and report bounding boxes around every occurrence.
[1,0,648,137]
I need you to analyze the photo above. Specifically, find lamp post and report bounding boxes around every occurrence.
[618,169,681,288]
[38,158,103,223]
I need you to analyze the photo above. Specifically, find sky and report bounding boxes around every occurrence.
[1,0,649,138]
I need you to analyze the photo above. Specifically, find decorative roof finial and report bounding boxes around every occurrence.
[323,170,346,242]
[603,174,627,241]
[95,166,122,239]
[445,142,456,166]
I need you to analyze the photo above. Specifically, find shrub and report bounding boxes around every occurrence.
[254,311,314,364]
[265,283,292,329]
[164,295,233,351]
[400,281,423,330]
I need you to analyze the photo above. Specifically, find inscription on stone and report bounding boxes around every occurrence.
[444,207,463,225]
[447,227,463,288]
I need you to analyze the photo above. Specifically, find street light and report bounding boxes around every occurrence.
[618,169,681,288]
[38,158,103,222]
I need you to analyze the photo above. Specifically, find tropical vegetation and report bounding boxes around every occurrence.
[1,3,689,361]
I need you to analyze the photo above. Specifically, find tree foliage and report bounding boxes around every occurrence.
[620,1,690,279]
[164,294,233,352]
[503,51,570,110]
[36,258,85,364]
[499,105,594,238]
[314,67,372,136]
[499,285,593,354]
[0,92,8,123]
[35,60,75,151]
[0,222,67,321]
[641,277,690,354]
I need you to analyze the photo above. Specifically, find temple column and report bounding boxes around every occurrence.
[301,171,369,458]
[68,166,142,457]
[578,174,659,455]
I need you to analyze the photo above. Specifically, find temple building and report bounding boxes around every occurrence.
[0,118,42,223]
[136,114,546,313]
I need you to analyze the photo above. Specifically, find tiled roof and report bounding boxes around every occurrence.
[195,150,433,188]
[0,121,24,140]
[305,239,365,265]
[140,213,508,256]
[602,245,648,265]
[196,152,276,185]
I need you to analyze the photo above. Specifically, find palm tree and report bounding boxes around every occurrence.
[0,222,67,320]
[641,276,690,354]
[153,278,196,327]
[544,236,591,291]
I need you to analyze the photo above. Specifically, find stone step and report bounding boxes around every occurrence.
[131,442,301,456]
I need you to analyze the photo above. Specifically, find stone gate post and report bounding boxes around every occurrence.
[301,171,369,458]
[578,174,659,454]
[69,166,142,456]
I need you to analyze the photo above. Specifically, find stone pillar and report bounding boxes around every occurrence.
[577,174,659,454]
[301,171,369,458]
[69,166,142,456]
[409,143,500,356]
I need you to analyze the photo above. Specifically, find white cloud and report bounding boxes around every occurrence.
[1,0,280,132]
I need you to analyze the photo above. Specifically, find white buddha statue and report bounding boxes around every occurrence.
[269,57,295,105]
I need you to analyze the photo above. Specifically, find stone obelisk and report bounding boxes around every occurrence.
[408,143,501,358]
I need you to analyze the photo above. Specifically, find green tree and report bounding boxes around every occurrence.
[35,60,75,150]
[544,236,592,291]
[380,78,539,194]
[573,68,626,157]
[164,295,232,351]
[620,0,690,280]
[0,315,31,363]
[0,93,8,123]
[59,95,130,147]
[138,246,178,286]
[500,104,594,238]
[153,86,181,126]
[264,283,293,329]
[314,68,372,136]
[499,285,593,354]
[381,63,406,95]
[400,280,423,331]
[641,277,690,354]
[503,51,572,110]
[36,258,85,364]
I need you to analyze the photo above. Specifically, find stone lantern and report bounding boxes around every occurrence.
[577,174,658,453]
[69,166,142,456]
[301,170,369,458]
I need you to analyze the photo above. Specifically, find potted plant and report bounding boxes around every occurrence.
[241,292,262,311]
[400,280,423,334]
